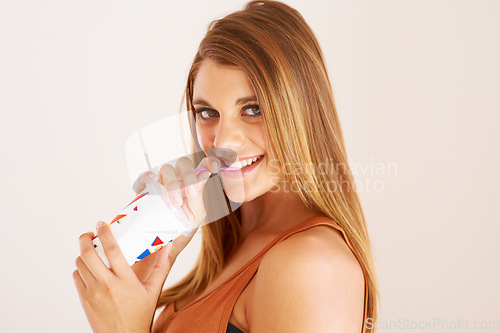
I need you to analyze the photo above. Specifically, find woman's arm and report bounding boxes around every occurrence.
[247,226,365,333]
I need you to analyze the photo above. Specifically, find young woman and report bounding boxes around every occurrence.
[74,1,379,332]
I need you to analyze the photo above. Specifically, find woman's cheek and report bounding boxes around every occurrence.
[195,127,207,150]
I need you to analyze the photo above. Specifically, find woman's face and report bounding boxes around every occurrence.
[192,59,279,202]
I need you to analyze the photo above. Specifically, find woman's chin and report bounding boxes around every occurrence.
[224,187,246,204]
[220,175,246,203]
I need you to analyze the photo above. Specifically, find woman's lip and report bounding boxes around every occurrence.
[233,154,264,162]
[221,154,264,178]
[222,154,264,167]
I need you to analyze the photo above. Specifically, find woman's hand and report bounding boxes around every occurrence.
[74,223,183,333]
[73,156,220,332]
[130,156,220,281]
[160,156,221,228]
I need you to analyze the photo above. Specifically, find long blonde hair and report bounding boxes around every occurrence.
[157,0,379,329]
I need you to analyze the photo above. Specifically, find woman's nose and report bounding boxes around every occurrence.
[213,117,244,150]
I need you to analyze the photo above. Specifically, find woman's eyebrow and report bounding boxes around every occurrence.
[235,95,257,105]
[192,95,257,106]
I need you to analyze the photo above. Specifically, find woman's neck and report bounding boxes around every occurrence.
[238,184,319,236]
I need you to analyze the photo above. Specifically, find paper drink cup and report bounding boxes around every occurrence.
[92,181,193,267]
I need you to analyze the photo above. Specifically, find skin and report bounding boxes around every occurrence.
[189,59,365,332]
[191,58,312,236]
[74,58,365,333]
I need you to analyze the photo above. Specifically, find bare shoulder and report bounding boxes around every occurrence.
[262,224,364,286]
[246,224,365,333]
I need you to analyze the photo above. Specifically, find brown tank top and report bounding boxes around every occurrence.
[152,216,369,332]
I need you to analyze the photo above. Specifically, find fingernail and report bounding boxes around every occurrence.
[173,191,183,205]
[96,221,106,229]
[211,162,219,173]
[187,184,197,197]
[149,173,158,180]
[167,242,173,256]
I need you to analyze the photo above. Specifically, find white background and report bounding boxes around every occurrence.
[1,0,499,332]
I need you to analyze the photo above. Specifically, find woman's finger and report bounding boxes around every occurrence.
[143,227,197,291]
[195,156,221,186]
[143,242,173,293]
[133,171,159,194]
[75,255,96,288]
[159,164,182,207]
[175,157,197,198]
[176,157,208,227]
[73,269,87,294]
[79,232,112,281]
[131,250,159,282]
[168,228,199,265]
[188,157,221,225]
[96,222,135,279]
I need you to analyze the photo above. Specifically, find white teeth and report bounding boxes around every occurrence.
[228,155,262,169]
[230,161,243,168]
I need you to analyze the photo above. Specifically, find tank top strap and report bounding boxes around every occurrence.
[153,215,369,333]
[219,215,369,333]
[227,215,342,286]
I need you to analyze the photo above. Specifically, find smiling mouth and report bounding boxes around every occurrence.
[222,154,265,169]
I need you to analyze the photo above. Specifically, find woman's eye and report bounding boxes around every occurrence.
[195,104,261,121]
[195,108,219,120]
[243,104,261,116]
